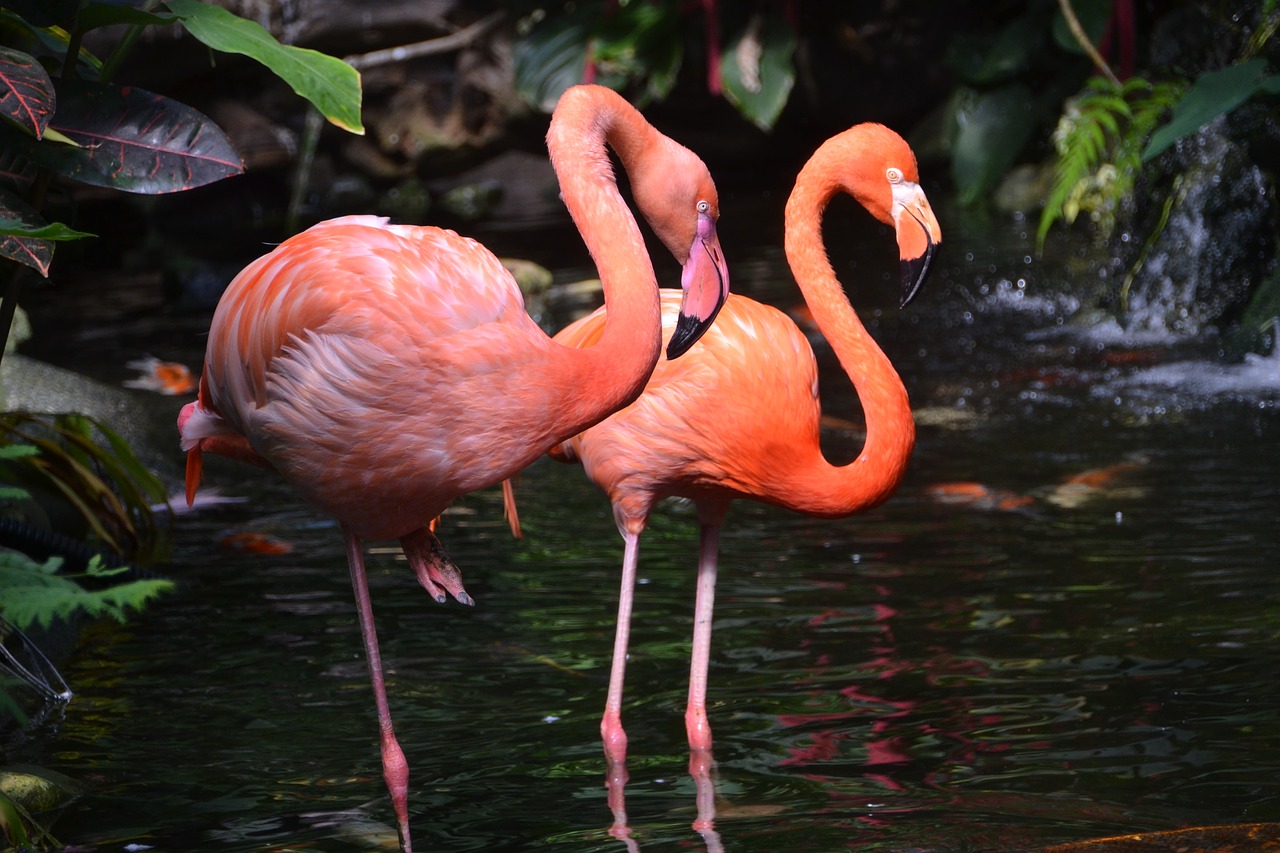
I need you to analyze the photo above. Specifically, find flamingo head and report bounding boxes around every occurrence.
[627,137,730,359]
[889,170,941,308]
[824,124,942,309]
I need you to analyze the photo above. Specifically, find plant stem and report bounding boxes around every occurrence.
[1057,0,1121,87]
[99,0,162,82]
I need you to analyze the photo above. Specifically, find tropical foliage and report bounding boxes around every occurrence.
[0,0,364,363]
[513,0,795,131]
[1037,75,1184,249]
[0,549,171,632]
[0,417,173,729]
[0,413,168,563]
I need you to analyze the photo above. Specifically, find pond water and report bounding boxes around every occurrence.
[7,180,1280,852]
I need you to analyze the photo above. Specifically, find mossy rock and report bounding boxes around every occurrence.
[0,764,82,814]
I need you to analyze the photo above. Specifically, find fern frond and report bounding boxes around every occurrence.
[1037,73,1188,251]
[0,552,173,631]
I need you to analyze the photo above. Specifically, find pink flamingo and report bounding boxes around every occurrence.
[547,122,941,768]
[177,84,730,852]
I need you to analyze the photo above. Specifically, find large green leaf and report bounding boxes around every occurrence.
[514,1,681,113]
[164,0,363,135]
[589,2,681,107]
[950,84,1039,206]
[21,78,243,194]
[719,15,795,132]
[947,2,1054,86]
[514,12,591,113]
[1143,59,1280,160]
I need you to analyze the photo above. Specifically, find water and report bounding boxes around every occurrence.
[7,191,1280,852]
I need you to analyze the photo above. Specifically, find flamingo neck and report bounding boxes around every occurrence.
[543,89,664,436]
[777,162,915,517]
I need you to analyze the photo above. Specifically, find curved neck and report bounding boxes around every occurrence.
[775,160,915,517]
[542,88,664,436]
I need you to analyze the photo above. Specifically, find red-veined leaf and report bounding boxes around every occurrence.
[0,187,53,276]
[0,47,55,138]
[33,78,243,194]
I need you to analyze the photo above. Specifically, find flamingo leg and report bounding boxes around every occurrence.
[685,520,721,753]
[342,524,413,853]
[601,527,641,764]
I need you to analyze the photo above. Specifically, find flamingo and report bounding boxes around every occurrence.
[176,84,730,852]
[546,122,941,765]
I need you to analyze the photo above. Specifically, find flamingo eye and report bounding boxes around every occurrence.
[697,199,711,214]
[886,167,903,184]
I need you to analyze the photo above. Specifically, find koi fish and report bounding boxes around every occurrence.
[124,356,197,395]
[219,532,294,555]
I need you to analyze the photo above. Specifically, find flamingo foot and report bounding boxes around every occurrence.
[401,527,475,606]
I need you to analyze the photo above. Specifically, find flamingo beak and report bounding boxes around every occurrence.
[667,210,730,359]
[893,181,941,309]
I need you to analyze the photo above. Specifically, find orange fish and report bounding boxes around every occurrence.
[218,532,294,555]
[1046,458,1148,508]
[124,356,197,395]
[925,481,1036,511]
[1060,460,1144,488]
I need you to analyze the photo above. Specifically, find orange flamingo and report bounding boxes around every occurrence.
[547,122,940,766]
[177,84,729,852]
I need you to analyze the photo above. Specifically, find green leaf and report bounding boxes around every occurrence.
[0,413,166,563]
[0,219,94,240]
[590,2,682,107]
[719,15,796,132]
[950,84,1039,205]
[164,0,364,135]
[0,789,32,849]
[514,13,590,113]
[1143,59,1280,160]
[0,551,172,630]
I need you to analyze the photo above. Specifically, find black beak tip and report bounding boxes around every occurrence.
[667,296,726,359]
[900,240,937,309]
[666,314,706,359]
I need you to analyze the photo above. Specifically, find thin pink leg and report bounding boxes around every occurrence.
[601,528,641,764]
[343,525,413,853]
[685,521,721,753]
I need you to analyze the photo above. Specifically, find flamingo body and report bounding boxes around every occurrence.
[553,292,827,520]
[185,216,576,540]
